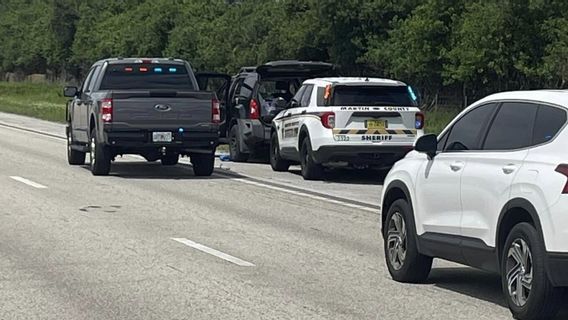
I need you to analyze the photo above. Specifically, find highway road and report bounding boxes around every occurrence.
[1,112,565,319]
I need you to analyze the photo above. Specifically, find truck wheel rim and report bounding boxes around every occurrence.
[90,137,96,166]
[67,136,72,156]
[506,238,533,307]
[230,135,237,156]
[387,212,407,271]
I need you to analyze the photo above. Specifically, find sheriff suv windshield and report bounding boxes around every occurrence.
[322,85,416,107]
[99,64,195,90]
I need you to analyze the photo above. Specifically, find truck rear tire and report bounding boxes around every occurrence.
[191,153,215,176]
[89,129,111,176]
[229,125,249,162]
[161,153,179,166]
[67,130,86,165]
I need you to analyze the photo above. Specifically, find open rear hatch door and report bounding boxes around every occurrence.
[195,72,231,137]
[256,60,336,79]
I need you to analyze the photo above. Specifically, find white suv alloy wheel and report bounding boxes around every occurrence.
[506,238,534,307]
[387,212,407,271]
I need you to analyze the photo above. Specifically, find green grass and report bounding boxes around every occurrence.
[0,82,67,123]
[216,144,229,153]
[0,82,462,135]
[424,108,461,135]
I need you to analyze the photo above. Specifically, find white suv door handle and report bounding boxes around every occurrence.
[450,161,464,172]
[502,164,517,175]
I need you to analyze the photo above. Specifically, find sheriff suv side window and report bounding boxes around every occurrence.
[290,85,306,108]
[300,85,314,107]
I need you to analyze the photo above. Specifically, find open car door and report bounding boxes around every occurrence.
[195,72,231,138]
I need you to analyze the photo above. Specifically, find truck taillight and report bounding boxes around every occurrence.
[555,164,568,194]
[415,112,425,129]
[250,99,260,120]
[320,112,335,129]
[212,98,221,124]
[101,98,113,123]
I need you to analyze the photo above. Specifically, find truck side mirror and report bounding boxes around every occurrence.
[289,99,300,109]
[64,86,78,98]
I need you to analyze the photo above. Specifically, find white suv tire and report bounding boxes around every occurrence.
[501,223,565,319]
[384,199,433,283]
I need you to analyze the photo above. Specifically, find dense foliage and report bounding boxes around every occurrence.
[1,0,567,103]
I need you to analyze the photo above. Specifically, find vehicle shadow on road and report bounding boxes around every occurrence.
[428,267,568,319]
[428,267,507,307]
[288,167,388,185]
[81,162,231,180]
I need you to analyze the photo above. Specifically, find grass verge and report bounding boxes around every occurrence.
[0,82,67,123]
[424,108,461,135]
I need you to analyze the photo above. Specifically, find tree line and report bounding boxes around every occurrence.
[1,0,567,106]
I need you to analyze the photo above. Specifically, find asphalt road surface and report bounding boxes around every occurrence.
[1,112,566,320]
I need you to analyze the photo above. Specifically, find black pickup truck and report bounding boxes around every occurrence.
[64,58,220,176]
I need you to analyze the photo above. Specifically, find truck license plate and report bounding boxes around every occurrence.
[152,132,172,143]
[366,119,387,129]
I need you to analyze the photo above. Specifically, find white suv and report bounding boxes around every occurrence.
[270,77,424,180]
[381,90,568,320]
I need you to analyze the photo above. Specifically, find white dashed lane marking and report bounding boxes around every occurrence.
[9,176,48,189]
[171,237,255,267]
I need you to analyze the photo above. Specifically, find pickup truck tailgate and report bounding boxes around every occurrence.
[111,91,213,130]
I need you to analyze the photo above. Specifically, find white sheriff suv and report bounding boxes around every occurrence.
[381,90,568,320]
[269,77,424,180]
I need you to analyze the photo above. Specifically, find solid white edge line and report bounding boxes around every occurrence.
[179,156,379,213]
[171,237,255,267]
[0,121,65,140]
[9,176,48,189]
[230,177,378,213]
